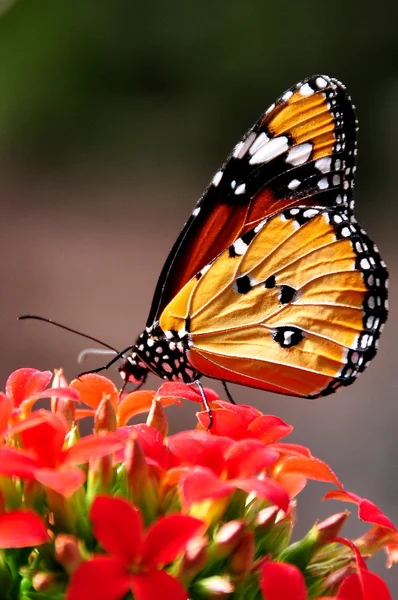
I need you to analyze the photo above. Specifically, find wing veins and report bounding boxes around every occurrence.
[190,223,350,320]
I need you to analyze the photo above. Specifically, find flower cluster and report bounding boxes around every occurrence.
[0,367,396,599]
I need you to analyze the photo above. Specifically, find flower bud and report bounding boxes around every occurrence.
[55,534,82,573]
[315,512,348,547]
[212,520,245,558]
[94,396,117,432]
[51,369,75,428]
[32,572,58,592]
[229,531,255,577]
[354,524,398,559]
[179,535,209,582]
[255,505,295,556]
[319,564,356,596]
[147,399,168,436]
[279,512,348,570]
[87,454,113,498]
[193,575,234,599]
[125,436,148,499]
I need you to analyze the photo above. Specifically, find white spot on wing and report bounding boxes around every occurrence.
[234,183,246,195]
[282,90,293,101]
[299,83,314,96]
[200,264,211,276]
[333,174,341,186]
[303,209,319,219]
[265,102,275,115]
[288,178,301,190]
[360,258,371,270]
[318,177,329,190]
[285,143,312,166]
[315,157,332,173]
[284,331,294,345]
[316,76,328,89]
[341,227,351,238]
[212,170,223,187]
[233,132,256,159]
[249,136,289,165]
[232,238,248,255]
[249,132,270,155]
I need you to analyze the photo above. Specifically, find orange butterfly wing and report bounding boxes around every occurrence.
[147,75,357,325]
[159,207,388,398]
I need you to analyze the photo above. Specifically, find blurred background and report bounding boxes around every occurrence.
[0,0,397,591]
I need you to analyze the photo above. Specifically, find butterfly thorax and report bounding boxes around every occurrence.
[119,323,200,384]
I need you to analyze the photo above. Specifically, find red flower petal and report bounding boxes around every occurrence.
[64,432,125,466]
[21,386,79,404]
[276,455,340,485]
[333,536,391,598]
[359,499,397,532]
[325,491,397,531]
[197,402,261,438]
[337,570,391,600]
[248,415,293,444]
[6,410,54,437]
[0,392,12,433]
[6,368,52,407]
[0,447,37,478]
[142,514,204,567]
[19,411,67,468]
[90,496,144,564]
[233,476,289,512]
[0,510,49,548]
[118,390,181,425]
[34,467,86,497]
[260,561,307,600]
[168,431,232,475]
[225,439,279,478]
[66,556,132,600]
[70,374,119,410]
[181,467,234,506]
[116,424,170,470]
[271,443,312,458]
[130,570,187,600]
[156,382,218,403]
[277,473,307,499]
[196,407,247,437]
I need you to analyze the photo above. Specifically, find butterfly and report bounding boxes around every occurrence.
[118,74,388,401]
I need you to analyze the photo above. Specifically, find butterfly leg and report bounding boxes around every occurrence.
[222,381,236,405]
[194,380,213,430]
[77,345,134,378]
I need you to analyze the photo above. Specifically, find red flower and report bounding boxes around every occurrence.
[260,561,307,600]
[0,510,49,548]
[66,496,204,600]
[332,537,392,600]
[168,430,289,512]
[0,411,125,496]
[6,368,53,408]
[71,376,200,425]
[324,490,397,532]
[4,368,78,420]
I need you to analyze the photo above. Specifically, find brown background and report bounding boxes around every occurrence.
[0,0,397,592]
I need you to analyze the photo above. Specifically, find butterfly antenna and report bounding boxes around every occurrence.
[18,314,119,353]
